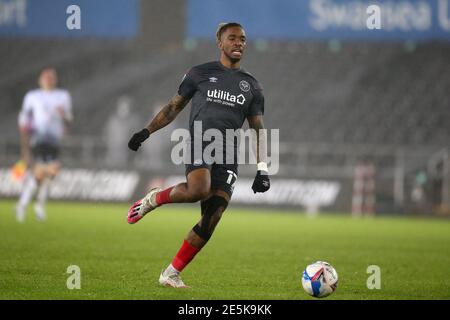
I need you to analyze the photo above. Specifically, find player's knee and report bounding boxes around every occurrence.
[33,171,45,184]
[48,164,60,177]
[197,188,210,201]
[193,195,229,241]
[188,186,210,202]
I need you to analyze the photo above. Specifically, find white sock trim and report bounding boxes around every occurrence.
[166,264,180,275]
[257,162,268,172]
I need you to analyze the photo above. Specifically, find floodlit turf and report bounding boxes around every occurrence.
[0,200,449,300]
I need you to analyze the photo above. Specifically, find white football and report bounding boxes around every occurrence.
[302,261,338,298]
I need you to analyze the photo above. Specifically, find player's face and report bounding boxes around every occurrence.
[219,27,246,63]
[39,69,58,90]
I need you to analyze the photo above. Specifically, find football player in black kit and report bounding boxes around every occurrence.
[127,22,270,288]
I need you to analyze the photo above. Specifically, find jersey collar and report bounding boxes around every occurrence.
[217,60,242,72]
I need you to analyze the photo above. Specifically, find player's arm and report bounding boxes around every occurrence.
[247,115,270,193]
[146,94,189,134]
[58,92,74,133]
[128,94,190,151]
[19,126,31,168]
[247,115,267,164]
[18,94,32,168]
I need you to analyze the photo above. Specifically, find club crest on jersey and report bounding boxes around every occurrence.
[239,80,250,92]
[209,77,218,83]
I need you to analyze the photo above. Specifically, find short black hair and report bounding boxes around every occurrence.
[216,22,243,42]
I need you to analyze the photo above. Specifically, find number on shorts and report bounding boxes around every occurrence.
[226,170,237,189]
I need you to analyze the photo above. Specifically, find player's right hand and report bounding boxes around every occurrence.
[128,128,150,151]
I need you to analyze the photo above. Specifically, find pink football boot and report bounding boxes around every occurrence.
[127,187,162,224]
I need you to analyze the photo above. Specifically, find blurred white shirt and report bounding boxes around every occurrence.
[18,89,72,146]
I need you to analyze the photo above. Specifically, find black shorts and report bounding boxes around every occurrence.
[184,138,239,197]
[31,143,60,163]
[185,162,238,198]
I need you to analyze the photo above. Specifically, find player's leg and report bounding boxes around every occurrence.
[16,145,40,222]
[34,161,60,221]
[127,167,211,224]
[30,164,47,220]
[159,189,230,288]
[187,189,230,249]
[16,169,38,222]
[156,167,212,204]
[34,145,60,221]
[159,164,236,288]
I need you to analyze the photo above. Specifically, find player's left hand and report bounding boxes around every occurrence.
[252,170,270,193]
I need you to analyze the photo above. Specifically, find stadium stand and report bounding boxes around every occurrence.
[2,41,449,142]
[1,40,449,171]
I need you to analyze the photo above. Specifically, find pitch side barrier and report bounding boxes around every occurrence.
[0,167,396,213]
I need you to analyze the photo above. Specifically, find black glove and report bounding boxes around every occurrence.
[252,170,270,193]
[128,128,150,151]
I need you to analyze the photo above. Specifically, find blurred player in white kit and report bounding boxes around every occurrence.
[16,68,73,222]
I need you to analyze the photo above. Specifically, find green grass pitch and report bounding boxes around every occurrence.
[0,200,449,300]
